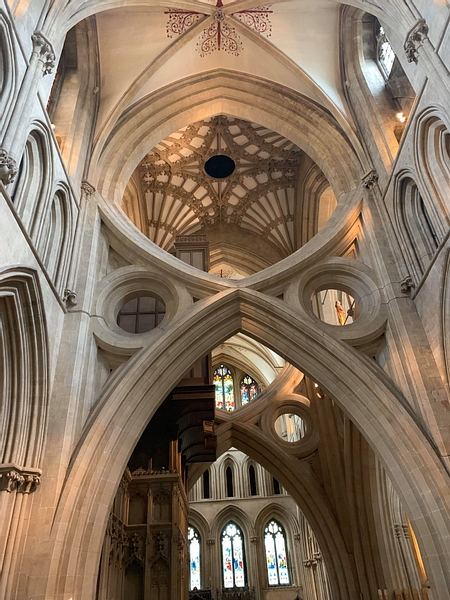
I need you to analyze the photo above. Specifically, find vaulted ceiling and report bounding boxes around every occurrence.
[121,114,336,273]
[93,0,349,140]
[126,115,303,254]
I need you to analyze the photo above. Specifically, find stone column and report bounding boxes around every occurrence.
[0,31,55,185]
[0,468,41,599]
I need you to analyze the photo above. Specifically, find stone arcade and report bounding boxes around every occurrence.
[1,1,450,600]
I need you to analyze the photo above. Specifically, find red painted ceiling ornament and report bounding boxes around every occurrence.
[165,0,273,57]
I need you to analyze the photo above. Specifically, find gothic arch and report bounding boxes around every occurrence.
[393,171,439,282]
[90,71,364,203]
[39,183,74,294]
[0,266,49,470]
[41,288,450,600]
[415,106,450,221]
[11,124,53,242]
[0,11,16,128]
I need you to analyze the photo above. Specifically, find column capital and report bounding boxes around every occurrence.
[0,465,42,493]
[32,31,56,75]
[404,19,429,64]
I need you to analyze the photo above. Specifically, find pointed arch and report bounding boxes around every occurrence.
[0,266,49,470]
[0,10,16,126]
[43,288,450,600]
[11,124,53,241]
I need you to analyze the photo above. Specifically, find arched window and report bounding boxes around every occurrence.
[376,25,395,78]
[226,466,234,498]
[240,374,259,405]
[117,295,166,334]
[264,520,290,586]
[249,465,257,496]
[221,522,246,588]
[214,365,234,411]
[188,526,201,590]
[203,470,210,499]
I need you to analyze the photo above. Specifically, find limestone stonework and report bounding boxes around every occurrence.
[0,1,450,600]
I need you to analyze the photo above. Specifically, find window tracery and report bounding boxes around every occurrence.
[188,526,201,590]
[214,364,235,411]
[221,522,246,588]
[264,520,290,586]
[240,375,258,405]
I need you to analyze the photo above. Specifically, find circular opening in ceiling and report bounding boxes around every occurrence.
[204,154,236,179]
[274,413,306,443]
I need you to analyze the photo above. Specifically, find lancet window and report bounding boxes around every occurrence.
[264,520,290,586]
[221,522,246,588]
[377,25,395,78]
[240,375,258,405]
[214,365,235,411]
[188,526,201,590]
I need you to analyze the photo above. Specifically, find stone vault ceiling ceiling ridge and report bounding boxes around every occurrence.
[136,115,302,254]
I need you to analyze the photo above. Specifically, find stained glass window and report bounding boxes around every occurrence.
[188,526,201,590]
[214,365,235,411]
[240,375,259,405]
[264,520,290,586]
[221,522,246,588]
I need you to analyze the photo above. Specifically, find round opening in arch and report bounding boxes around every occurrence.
[204,154,236,179]
[117,295,166,334]
[274,413,306,443]
[312,289,359,326]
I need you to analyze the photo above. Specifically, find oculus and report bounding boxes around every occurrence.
[204,154,236,179]
[274,414,306,443]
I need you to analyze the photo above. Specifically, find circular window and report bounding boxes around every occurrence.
[117,295,166,333]
[274,414,306,443]
[312,289,358,326]
[204,155,236,179]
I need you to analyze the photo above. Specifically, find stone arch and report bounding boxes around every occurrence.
[415,106,450,222]
[11,124,53,241]
[0,266,49,470]
[0,10,16,127]
[43,288,450,600]
[393,171,440,283]
[254,503,300,588]
[39,183,74,294]
[90,71,364,203]
[340,7,412,179]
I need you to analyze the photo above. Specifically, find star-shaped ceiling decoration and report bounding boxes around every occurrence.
[137,115,302,255]
[165,0,272,57]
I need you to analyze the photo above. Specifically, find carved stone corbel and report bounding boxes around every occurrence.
[63,288,78,307]
[400,276,415,295]
[32,31,56,75]
[0,149,18,185]
[362,169,379,190]
[0,466,41,493]
[81,180,96,197]
[404,19,429,64]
